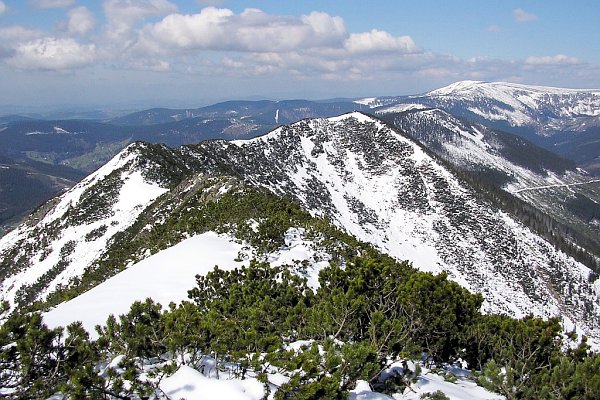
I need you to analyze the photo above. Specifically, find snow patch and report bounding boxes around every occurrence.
[160,365,264,400]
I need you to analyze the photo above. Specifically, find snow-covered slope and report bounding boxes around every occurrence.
[189,112,599,343]
[1,112,599,346]
[0,143,181,310]
[43,232,246,334]
[43,227,331,335]
[385,108,600,246]
[375,81,600,135]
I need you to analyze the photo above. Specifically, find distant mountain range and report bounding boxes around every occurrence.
[363,80,600,174]
[0,100,368,229]
[1,80,599,231]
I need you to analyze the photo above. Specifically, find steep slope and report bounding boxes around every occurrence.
[368,81,600,173]
[0,151,86,233]
[380,108,600,261]
[0,112,598,346]
[379,80,600,136]
[0,142,191,310]
[189,113,599,342]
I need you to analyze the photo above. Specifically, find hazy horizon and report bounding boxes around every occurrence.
[1,0,599,110]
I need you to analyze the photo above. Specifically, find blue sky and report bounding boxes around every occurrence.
[0,0,599,110]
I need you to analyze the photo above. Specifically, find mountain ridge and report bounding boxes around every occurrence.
[2,112,598,348]
[368,80,600,174]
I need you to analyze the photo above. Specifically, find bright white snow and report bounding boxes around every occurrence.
[44,232,247,335]
[43,228,333,335]
[160,365,264,400]
[0,150,169,309]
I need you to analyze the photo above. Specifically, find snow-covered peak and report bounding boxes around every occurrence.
[372,80,600,134]
[426,80,486,96]
[40,143,145,225]
[233,112,381,146]
[0,142,178,311]
[327,111,376,123]
[193,115,600,345]
[427,80,600,98]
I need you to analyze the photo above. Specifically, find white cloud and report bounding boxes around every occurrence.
[525,54,579,65]
[8,37,96,70]
[0,1,6,15]
[513,8,538,23]
[67,6,96,35]
[344,29,417,54]
[136,7,347,53]
[127,59,170,72]
[29,0,75,8]
[0,25,44,43]
[103,0,177,28]
[100,0,178,60]
[1,4,593,93]
[487,25,501,33]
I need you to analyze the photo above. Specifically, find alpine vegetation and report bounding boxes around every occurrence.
[0,112,599,399]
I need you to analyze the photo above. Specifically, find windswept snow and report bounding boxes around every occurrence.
[44,232,247,335]
[44,228,332,336]
[0,144,169,310]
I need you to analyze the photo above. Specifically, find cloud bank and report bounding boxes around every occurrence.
[0,2,596,101]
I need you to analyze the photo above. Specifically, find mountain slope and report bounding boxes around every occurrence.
[379,108,600,261]
[368,80,600,173]
[190,113,599,341]
[387,80,600,135]
[0,142,189,310]
[0,99,369,230]
[1,113,598,346]
[0,151,86,234]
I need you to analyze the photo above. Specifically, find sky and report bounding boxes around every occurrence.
[0,0,599,110]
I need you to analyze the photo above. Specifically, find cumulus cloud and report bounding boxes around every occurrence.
[67,6,96,34]
[525,54,579,65]
[136,8,347,53]
[0,1,6,15]
[99,0,178,62]
[0,4,592,89]
[513,8,538,23]
[29,0,75,8]
[8,37,96,70]
[345,29,417,54]
[487,25,501,33]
